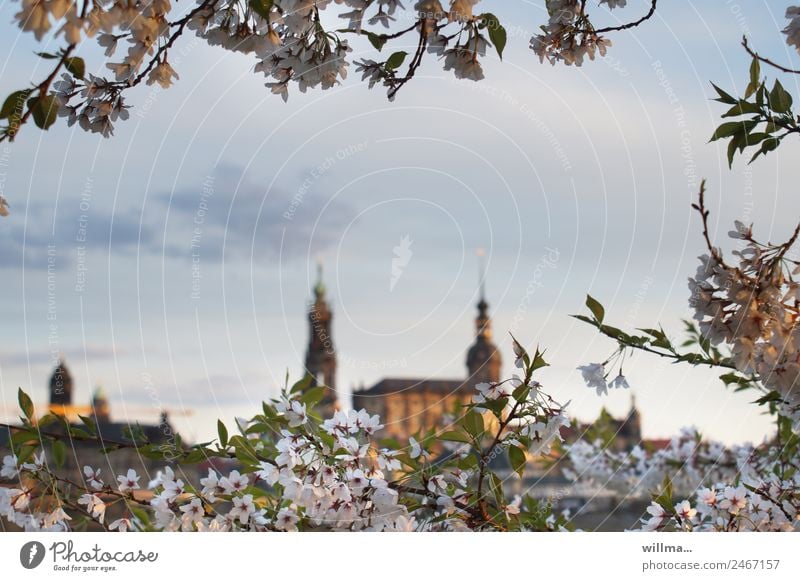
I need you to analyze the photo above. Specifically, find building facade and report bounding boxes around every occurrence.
[306,267,503,441]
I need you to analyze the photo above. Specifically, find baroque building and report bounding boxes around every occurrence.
[306,267,503,441]
[302,267,645,450]
[1,360,185,492]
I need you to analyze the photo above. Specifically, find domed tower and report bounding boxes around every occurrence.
[91,386,111,423]
[49,359,73,407]
[304,262,338,415]
[466,276,502,385]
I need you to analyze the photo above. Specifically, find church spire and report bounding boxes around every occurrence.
[305,260,337,415]
[475,248,492,341]
[466,251,501,384]
[314,259,326,300]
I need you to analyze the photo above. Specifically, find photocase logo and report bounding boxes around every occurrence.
[19,541,46,569]
[390,235,413,291]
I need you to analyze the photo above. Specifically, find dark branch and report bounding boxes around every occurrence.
[742,35,800,75]
[593,0,658,34]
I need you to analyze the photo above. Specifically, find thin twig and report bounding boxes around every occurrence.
[594,0,658,34]
[742,35,800,75]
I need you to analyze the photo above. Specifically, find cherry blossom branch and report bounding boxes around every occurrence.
[126,0,221,88]
[337,20,420,40]
[0,44,76,143]
[692,180,730,269]
[474,362,536,524]
[387,27,428,100]
[592,0,658,34]
[0,421,236,463]
[742,35,800,75]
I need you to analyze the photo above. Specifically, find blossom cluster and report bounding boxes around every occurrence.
[688,219,800,431]
[641,477,799,532]
[567,426,799,532]
[529,0,615,66]
[566,427,747,497]
[784,6,800,53]
[143,407,419,532]
[576,362,629,396]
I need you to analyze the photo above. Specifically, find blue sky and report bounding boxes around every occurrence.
[1,1,799,445]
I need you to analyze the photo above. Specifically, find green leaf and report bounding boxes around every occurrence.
[438,430,472,443]
[217,420,229,448]
[462,409,485,439]
[727,132,741,167]
[130,506,152,528]
[232,447,258,466]
[480,398,508,417]
[719,372,751,387]
[385,51,408,71]
[652,475,674,511]
[508,444,526,478]
[300,385,326,407]
[743,132,769,146]
[638,327,672,350]
[749,136,780,163]
[249,0,273,20]
[244,421,271,435]
[37,413,58,428]
[0,90,31,120]
[709,121,746,141]
[585,294,605,324]
[481,13,507,60]
[710,83,736,105]
[11,429,36,447]
[78,414,97,436]
[18,388,34,420]
[28,95,59,130]
[489,471,504,506]
[68,427,93,439]
[367,32,387,51]
[52,439,66,468]
[749,57,760,87]
[721,100,761,117]
[769,79,792,113]
[531,348,549,371]
[289,374,312,395]
[64,57,85,79]
[571,313,596,326]
[511,382,531,403]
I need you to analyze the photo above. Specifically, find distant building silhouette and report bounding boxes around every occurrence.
[1,360,186,498]
[305,262,338,417]
[48,359,73,407]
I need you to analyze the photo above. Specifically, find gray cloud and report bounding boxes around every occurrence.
[0,165,354,269]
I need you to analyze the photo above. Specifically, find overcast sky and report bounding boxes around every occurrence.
[1,1,799,445]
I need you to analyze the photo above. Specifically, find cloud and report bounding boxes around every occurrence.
[0,165,354,269]
[154,165,355,263]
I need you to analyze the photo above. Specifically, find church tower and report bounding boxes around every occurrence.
[305,262,338,415]
[466,260,502,385]
[49,359,73,408]
[622,394,642,443]
[91,386,111,423]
